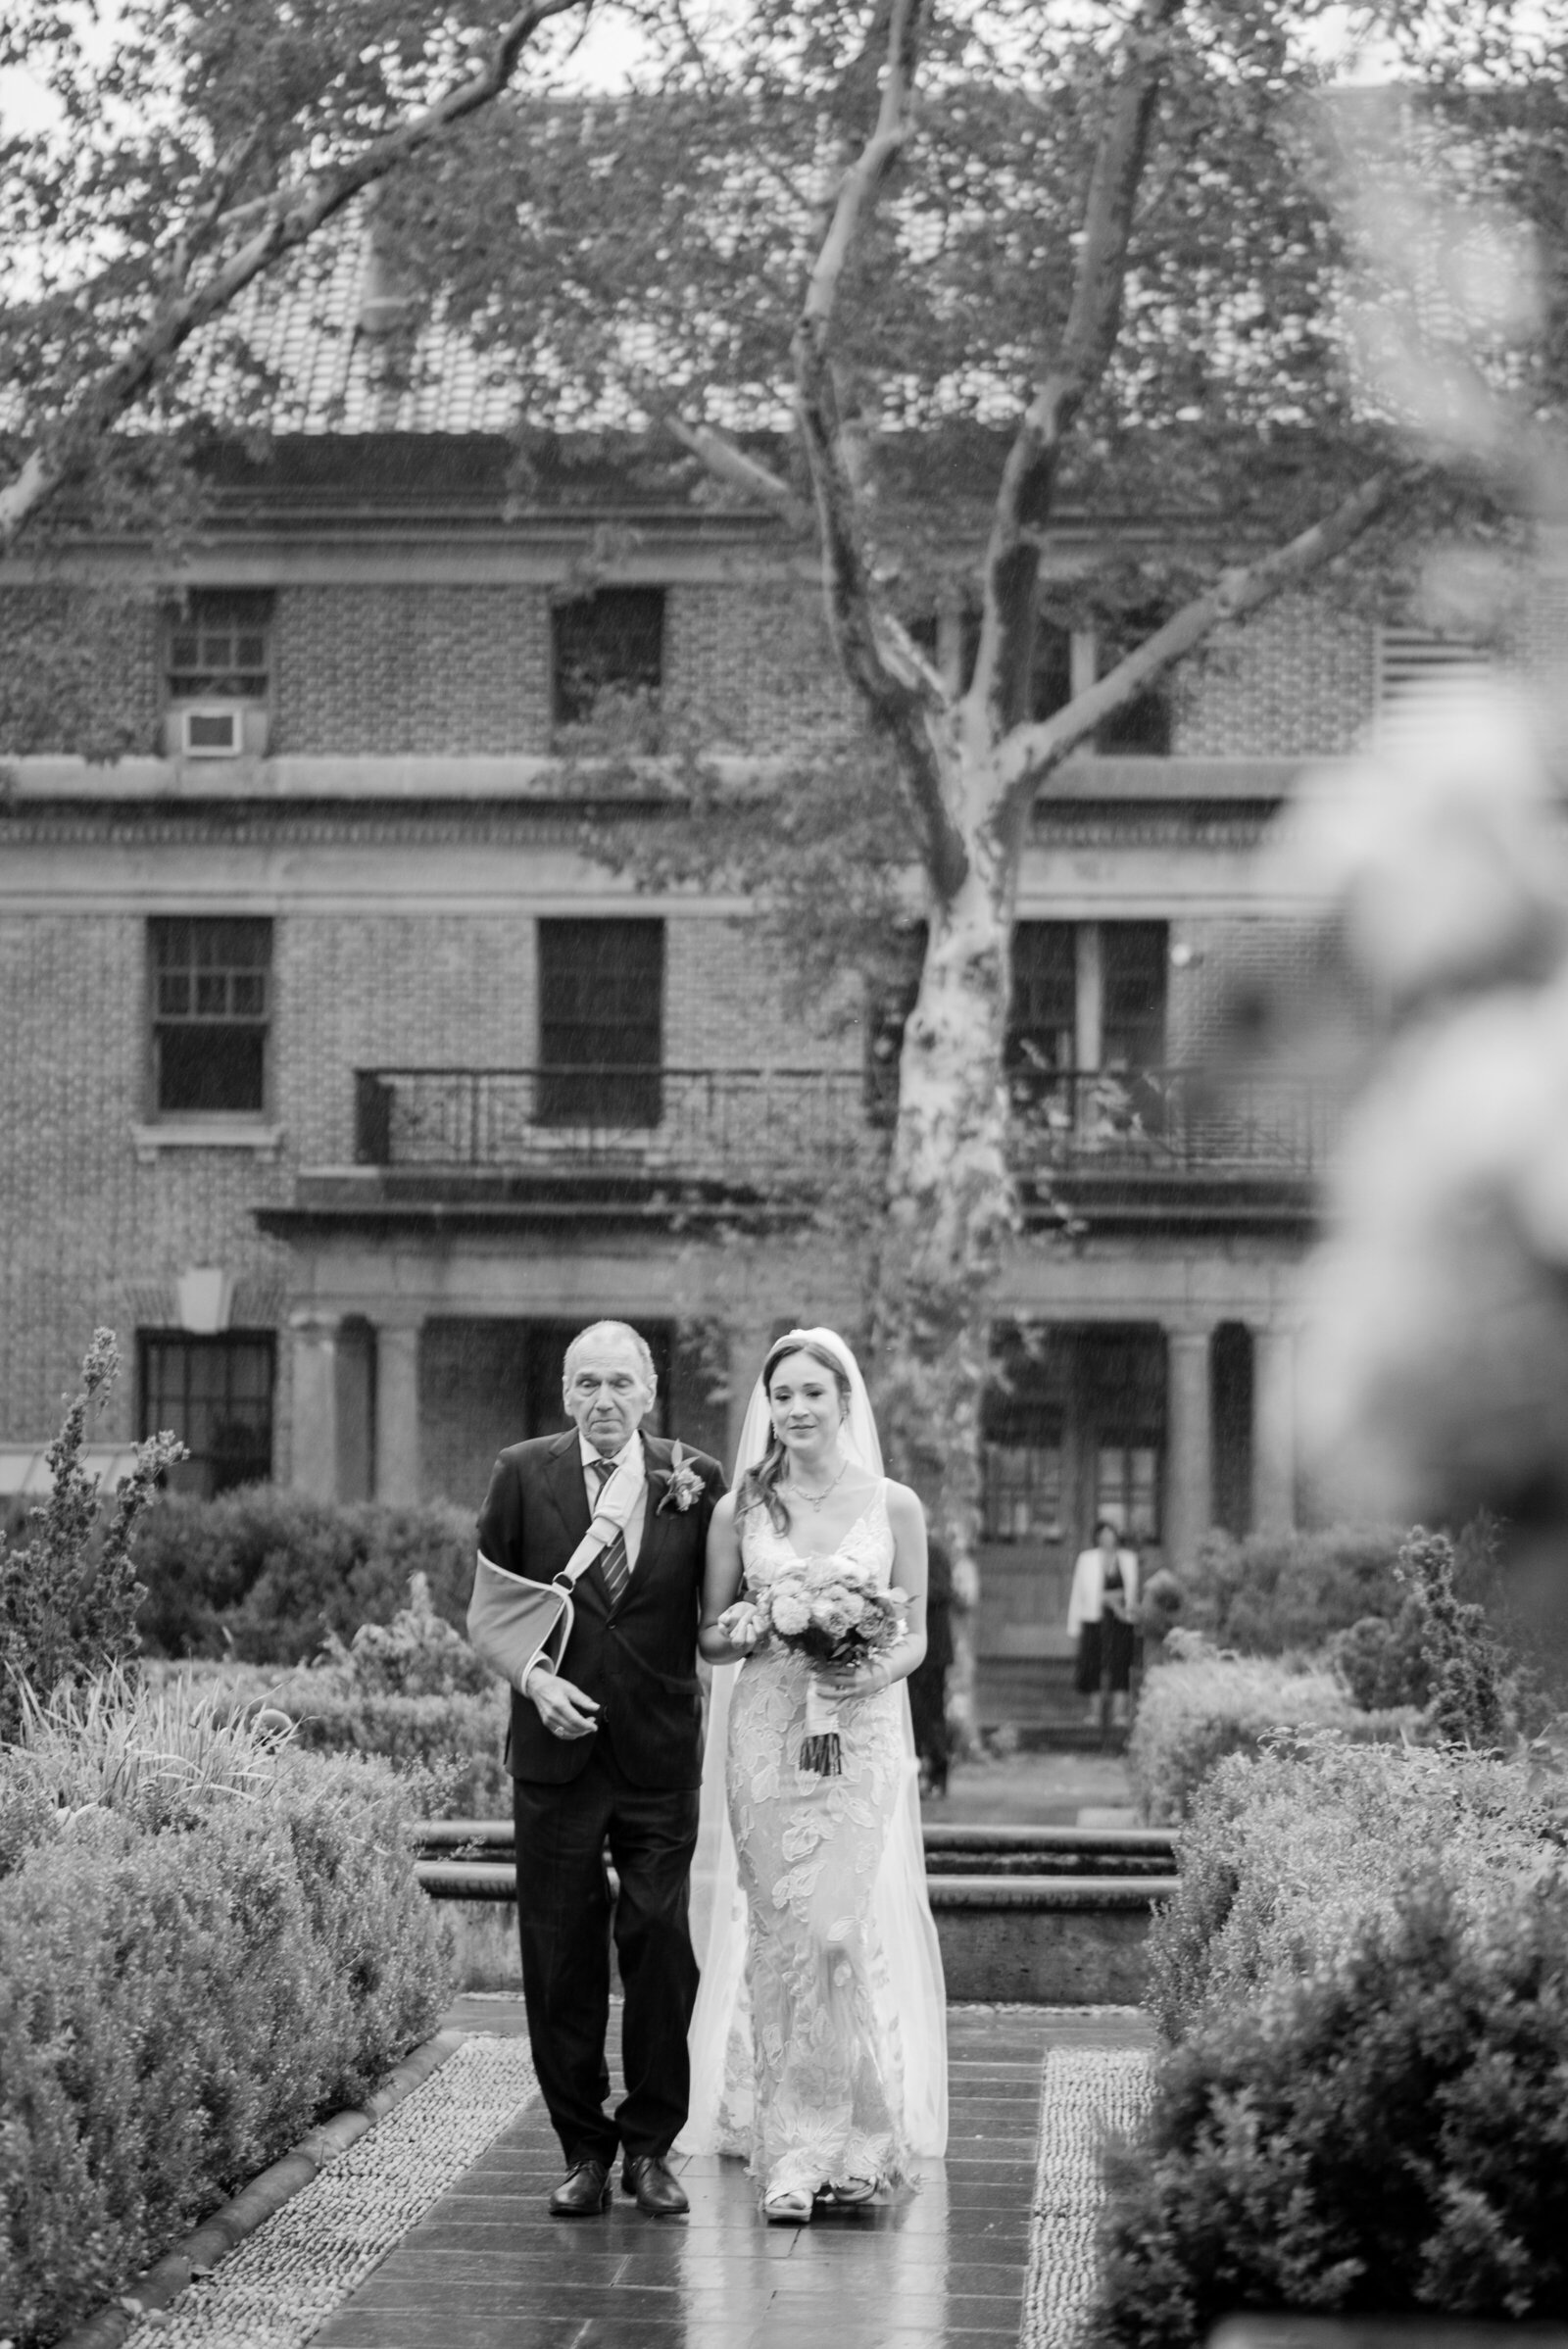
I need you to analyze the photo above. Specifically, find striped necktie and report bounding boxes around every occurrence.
[590,1456,631,1607]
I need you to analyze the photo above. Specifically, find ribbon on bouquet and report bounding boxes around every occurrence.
[800,1680,843,1778]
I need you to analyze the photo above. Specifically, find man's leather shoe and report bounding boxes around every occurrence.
[621,2154,689,2216]
[550,2158,612,2216]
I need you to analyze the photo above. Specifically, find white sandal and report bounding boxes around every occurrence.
[825,2176,879,2206]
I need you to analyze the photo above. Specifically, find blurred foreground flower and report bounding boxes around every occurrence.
[1286,678,1568,1538]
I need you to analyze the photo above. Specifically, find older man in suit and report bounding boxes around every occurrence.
[475,1320,726,2219]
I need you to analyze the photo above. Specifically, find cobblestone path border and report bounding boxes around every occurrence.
[117,2035,538,2349]
[1021,2043,1155,2349]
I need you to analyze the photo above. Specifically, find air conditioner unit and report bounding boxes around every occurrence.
[169,702,270,759]
[179,704,245,758]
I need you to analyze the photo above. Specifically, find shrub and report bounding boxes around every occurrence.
[328,1572,492,1697]
[1129,1646,1413,1825]
[0,1330,183,1737]
[0,1737,451,2347]
[1146,1737,1558,2043]
[1091,1852,1568,2344]
[281,1685,511,1814]
[145,1575,514,1817]
[1181,1522,1407,1655]
[1333,1608,1429,1710]
[132,1488,478,1663]
[1334,1524,1516,1739]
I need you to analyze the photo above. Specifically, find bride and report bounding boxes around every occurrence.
[679,1327,948,2221]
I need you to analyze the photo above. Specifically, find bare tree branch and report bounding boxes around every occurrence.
[0,0,591,547]
[973,0,1184,732]
[787,0,965,899]
[997,467,1409,804]
[659,412,815,531]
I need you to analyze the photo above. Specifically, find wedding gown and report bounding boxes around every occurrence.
[683,1481,946,2201]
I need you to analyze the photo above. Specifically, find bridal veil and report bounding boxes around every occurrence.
[678,1326,949,2159]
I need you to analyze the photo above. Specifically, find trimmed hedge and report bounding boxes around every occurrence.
[0,1748,453,2347]
[1089,1741,1568,2341]
[1128,1648,1414,1825]
[274,1680,511,1815]
[1181,1523,1407,1654]
[1146,1737,1556,2040]
[132,1488,476,1663]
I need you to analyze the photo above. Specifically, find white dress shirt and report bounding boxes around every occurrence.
[580,1430,649,1572]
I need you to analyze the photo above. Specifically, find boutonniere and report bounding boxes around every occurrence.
[654,1440,705,1514]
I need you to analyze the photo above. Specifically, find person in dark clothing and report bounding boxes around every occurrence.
[907,1535,956,1795]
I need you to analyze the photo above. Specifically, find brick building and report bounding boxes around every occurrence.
[4,263,1557,1717]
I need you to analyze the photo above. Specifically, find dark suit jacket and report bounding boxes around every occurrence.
[475,1427,727,1789]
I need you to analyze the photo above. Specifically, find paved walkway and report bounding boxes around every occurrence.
[126,1996,1153,2349]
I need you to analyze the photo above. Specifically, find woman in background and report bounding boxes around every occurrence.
[1067,1518,1140,1728]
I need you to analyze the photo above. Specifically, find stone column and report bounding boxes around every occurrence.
[1253,1326,1298,1536]
[289,1311,342,1500]
[375,1320,423,1507]
[1164,1327,1213,1571]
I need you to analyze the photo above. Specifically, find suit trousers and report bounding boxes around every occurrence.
[512,1740,701,2168]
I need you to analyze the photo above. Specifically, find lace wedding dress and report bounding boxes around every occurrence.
[710,1484,918,2200]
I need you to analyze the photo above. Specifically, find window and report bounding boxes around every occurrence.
[538,918,663,1126]
[1095,1444,1160,1541]
[1029,618,1072,722]
[552,587,664,727]
[140,1331,275,1496]
[150,917,271,1115]
[1093,608,1172,755]
[166,589,272,701]
[907,607,1072,718]
[1006,922,1076,1101]
[984,1436,1064,1542]
[982,1326,1067,1542]
[1081,1326,1164,1542]
[1102,923,1167,1070]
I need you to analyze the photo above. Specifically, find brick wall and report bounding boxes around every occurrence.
[1175,593,1376,758]
[0,913,293,1444]
[0,588,162,758]
[273,585,552,756]
[0,902,851,1449]
[1,569,1389,766]
[666,576,858,752]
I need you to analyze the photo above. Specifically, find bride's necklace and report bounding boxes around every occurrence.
[782,1453,850,1510]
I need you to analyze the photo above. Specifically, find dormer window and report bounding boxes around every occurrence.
[166,589,272,702]
[552,587,664,730]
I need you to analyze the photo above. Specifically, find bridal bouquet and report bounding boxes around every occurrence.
[720,1557,907,1776]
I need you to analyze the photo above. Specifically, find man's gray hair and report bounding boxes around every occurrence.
[563,1320,659,1390]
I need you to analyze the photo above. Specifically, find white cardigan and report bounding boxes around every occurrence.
[1066,1545,1140,1638]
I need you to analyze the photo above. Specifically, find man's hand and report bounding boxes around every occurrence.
[524,1665,601,1739]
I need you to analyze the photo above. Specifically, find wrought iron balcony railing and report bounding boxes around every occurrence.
[353,1065,871,1188]
[352,1063,1337,1191]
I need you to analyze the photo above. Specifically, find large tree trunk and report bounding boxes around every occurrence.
[871,744,1021,1748]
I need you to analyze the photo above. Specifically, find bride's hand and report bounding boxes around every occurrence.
[716,1599,764,1654]
[814,1656,890,1698]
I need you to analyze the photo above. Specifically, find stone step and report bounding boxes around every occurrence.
[415,1855,1177,1909]
[415,1856,1175,2003]
[417,1818,1174,1881]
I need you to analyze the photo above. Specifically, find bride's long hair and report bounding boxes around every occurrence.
[737,1335,855,1534]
